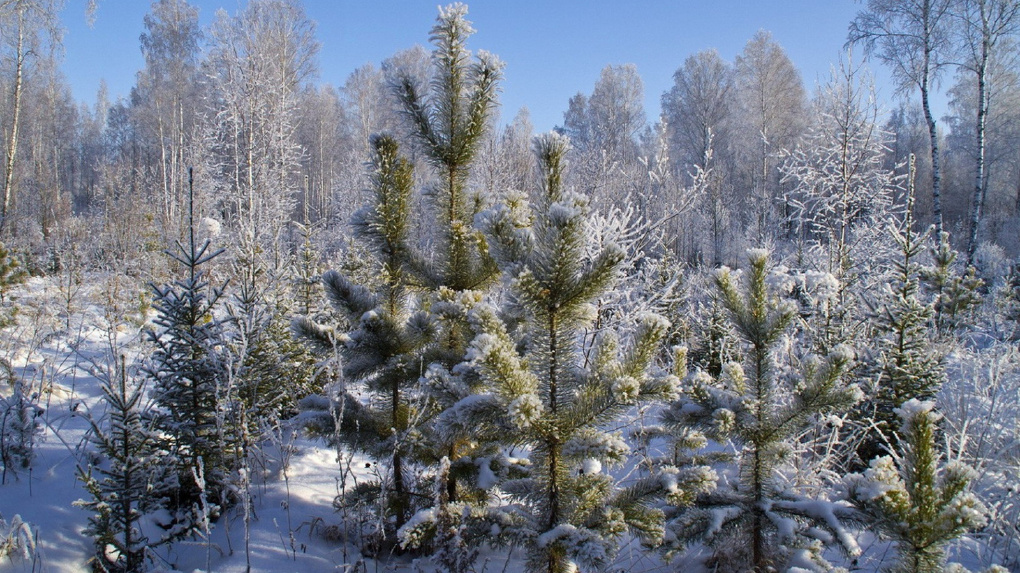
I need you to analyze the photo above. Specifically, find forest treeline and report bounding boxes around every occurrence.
[2,1,1020,572]
[0,0,1018,266]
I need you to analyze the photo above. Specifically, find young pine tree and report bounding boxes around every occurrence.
[408,133,686,573]
[76,358,166,573]
[297,135,433,540]
[0,377,42,483]
[390,2,503,296]
[389,2,505,503]
[145,170,232,532]
[845,400,1000,573]
[667,249,863,572]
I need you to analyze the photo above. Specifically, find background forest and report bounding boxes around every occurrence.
[1,1,1020,572]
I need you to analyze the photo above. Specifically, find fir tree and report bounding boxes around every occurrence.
[862,163,944,462]
[920,231,983,336]
[403,133,687,573]
[76,358,166,573]
[0,241,25,327]
[845,400,998,573]
[297,135,432,540]
[666,249,863,572]
[145,169,232,531]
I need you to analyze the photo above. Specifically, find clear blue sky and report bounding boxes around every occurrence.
[61,1,903,132]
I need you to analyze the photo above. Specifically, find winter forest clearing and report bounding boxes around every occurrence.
[1,0,1020,571]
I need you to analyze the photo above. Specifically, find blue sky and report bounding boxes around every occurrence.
[61,1,900,132]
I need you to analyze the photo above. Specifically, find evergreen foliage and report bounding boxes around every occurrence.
[297,134,432,541]
[920,231,983,335]
[388,1,505,504]
[845,400,997,573]
[76,358,166,572]
[145,171,232,534]
[390,2,504,291]
[862,171,944,462]
[0,377,42,482]
[403,133,687,573]
[665,248,863,571]
[229,243,317,429]
[292,217,320,317]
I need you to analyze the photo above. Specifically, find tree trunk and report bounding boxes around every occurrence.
[392,380,407,530]
[967,40,991,263]
[921,4,943,235]
[1,14,25,236]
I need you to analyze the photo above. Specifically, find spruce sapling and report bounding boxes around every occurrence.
[145,169,232,533]
[76,357,165,572]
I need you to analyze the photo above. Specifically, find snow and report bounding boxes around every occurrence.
[507,393,543,429]
[0,263,1012,573]
[476,457,498,489]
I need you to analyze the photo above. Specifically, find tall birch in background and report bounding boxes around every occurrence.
[850,0,954,234]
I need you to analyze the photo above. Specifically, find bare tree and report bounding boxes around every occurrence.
[780,51,899,289]
[850,0,955,234]
[136,0,204,241]
[733,30,807,243]
[661,49,735,264]
[205,0,319,266]
[560,64,648,213]
[0,0,62,236]
[951,0,1020,260]
[295,84,351,224]
[662,49,734,172]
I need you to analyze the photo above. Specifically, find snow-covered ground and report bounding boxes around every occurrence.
[0,276,376,572]
[0,274,1012,572]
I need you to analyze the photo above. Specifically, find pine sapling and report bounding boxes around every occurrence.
[404,133,687,573]
[389,2,505,504]
[297,135,432,543]
[0,241,25,327]
[666,249,863,572]
[0,376,42,483]
[845,400,1000,573]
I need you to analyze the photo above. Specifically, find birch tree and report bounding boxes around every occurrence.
[136,0,203,240]
[205,0,318,264]
[950,0,1020,260]
[0,0,62,236]
[661,49,735,265]
[733,30,807,243]
[850,0,955,234]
